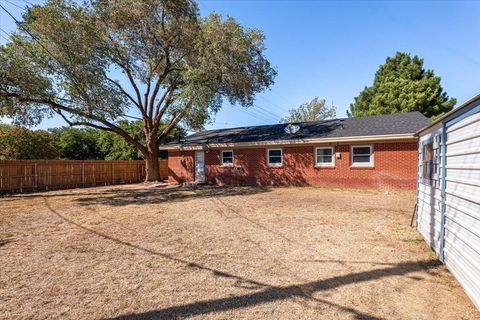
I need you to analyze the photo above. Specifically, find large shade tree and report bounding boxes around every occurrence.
[347,52,455,119]
[97,120,185,160]
[0,0,276,181]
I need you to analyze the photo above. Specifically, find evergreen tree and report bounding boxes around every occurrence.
[348,52,456,119]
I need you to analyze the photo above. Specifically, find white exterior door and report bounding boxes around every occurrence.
[195,151,205,183]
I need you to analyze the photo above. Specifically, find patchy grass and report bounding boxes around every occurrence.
[0,184,478,320]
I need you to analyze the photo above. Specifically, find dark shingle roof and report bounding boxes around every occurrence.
[172,112,431,146]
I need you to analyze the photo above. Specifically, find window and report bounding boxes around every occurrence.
[267,149,283,166]
[422,142,434,181]
[351,145,373,166]
[421,135,441,186]
[221,150,233,166]
[315,147,334,166]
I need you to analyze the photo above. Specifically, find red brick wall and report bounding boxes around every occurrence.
[168,142,418,189]
[167,150,195,184]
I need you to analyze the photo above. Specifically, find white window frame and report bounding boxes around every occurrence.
[315,146,335,167]
[267,148,283,167]
[350,145,374,167]
[220,150,234,166]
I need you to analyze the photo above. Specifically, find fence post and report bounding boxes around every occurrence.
[20,165,23,193]
[34,162,38,192]
[112,162,115,185]
[137,162,140,182]
[46,164,50,191]
[81,162,85,188]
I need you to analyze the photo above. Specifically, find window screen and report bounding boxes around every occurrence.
[221,151,233,165]
[268,149,283,165]
[316,147,333,165]
[352,146,372,165]
[422,142,434,181]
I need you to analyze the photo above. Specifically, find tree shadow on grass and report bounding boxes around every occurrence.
[44,198,441,320]
[0,238,12,247]
[105,259,440,320]
[74,185,272,207]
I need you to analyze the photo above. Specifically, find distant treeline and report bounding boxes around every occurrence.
[0,120,184,160]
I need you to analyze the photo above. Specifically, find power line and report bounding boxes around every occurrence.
[243,106,278,122]
[257,94,291,114]
[2,0,25,10]
[230,105,273,123]
[0,26,11,37]
[270,89,296,107]
[20,0,34,6]
[0,3,41,43]
[252,103,282,120]
[0,27,11,41]
[232,106,272,122]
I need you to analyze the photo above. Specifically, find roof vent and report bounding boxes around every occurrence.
[284,124,300,134]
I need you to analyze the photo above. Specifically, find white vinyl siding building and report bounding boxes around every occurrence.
[416,94,480,310]
[416,123,443,254]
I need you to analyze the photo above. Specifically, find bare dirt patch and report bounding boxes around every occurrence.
[0,184,478,319]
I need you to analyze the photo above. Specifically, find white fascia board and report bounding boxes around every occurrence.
[159,133,417,151]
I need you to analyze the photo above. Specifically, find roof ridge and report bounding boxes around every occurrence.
[191,111,426,135]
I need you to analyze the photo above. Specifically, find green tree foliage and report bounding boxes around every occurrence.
[97,121,144,161]
[348,52,456,119]
[50,127,104,160]
[0,0,276,181]
[50,120,185,160]
[281,97,336,123]
[0,124,58,159]
[98,120,185,160]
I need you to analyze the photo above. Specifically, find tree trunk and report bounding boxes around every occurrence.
[144,138,161,182]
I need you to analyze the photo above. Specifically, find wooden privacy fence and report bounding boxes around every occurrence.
[0,159,168,194]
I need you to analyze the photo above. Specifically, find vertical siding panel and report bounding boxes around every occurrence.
[444,113,480,309]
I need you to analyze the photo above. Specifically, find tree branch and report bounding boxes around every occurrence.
[54,109,113,131]
[102,72,141,109]
[1,91,147,154]
[153,86,176,127]
[157,98,194,143]
[105,35,147,119]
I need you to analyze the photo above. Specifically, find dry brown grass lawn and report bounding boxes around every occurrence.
[0,184,478,320]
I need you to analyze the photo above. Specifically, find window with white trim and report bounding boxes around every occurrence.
[221,150,233,166]
[421,135,441,186]
[315,147,334,166]
[351,145,373,166]
[422,142,433,181]
[267,149,283,166]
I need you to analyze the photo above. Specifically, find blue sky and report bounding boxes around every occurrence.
[1,0,479,131]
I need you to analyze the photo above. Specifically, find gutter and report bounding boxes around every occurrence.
[415,93,480,136]
[159,133,417,151]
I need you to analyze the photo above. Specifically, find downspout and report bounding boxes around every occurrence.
[439,122,447,262]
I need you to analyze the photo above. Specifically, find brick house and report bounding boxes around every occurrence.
[161,112,431,189]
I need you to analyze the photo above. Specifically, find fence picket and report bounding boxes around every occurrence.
[0,159,168,194]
